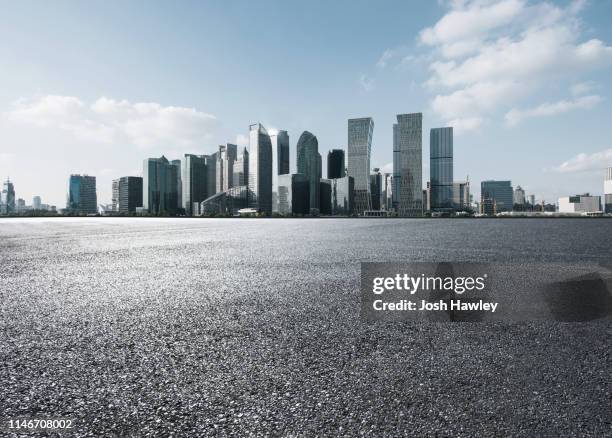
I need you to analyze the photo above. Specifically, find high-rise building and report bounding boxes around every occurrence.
[270,131,290,213]
[348,117,374,215]
[143,156,179,215]
[605,167,612,214]
[118,176,143,213]
[182,154,209,216]
[171,159,182,210]
[394,113,422,217]
[248,123,273,214]
[111,179,120,212]
[528,194,536,206]
[370,168,382,211]
[233,147,249,187]
[430,127,453,212]
[1,178,16,215]
[16,198,26,213]
[66,174,97,214]
[216,144,238,193]
[206,153,217,198]
[452,180,471,211]
[559,194,601,213]
[32,196,42,211]
[327,149,346,179]
[278,173,310,215]
[383,173,393,211]
[320,179,332,215]
[514,185,525,208]
[481,180,513,213]
[296,131,320,212]
[331,176,354,216]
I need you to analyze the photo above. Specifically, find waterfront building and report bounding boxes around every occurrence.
[248,123,273,214]
[200,185,249,216]
[331,176,354,215]
[394,113,422,217]
[206,152,217,198]
[452,180,471,211]
[171,159,182,210]
[383,173,393,211]
[605,167,612,214]
[32,196,41,210]
[320,179,332,215]
[233,147,249,187]
[182,154,209,216]
[370,168,382,211]
[430,127,453,212]
[514,185,525,207]
[118,176,143,213]
[111,179,120,212]
[481,180,513,213]
[558,194,601,214]
[528,194,536,206]
[327,149,345,179]
[216,144,238,193]
[348,117,374,215]
[480,197,496,216]
[296,131,320,212]
[270,131,290,213]
[1,178,15,215]
[278,173,310,215]
[143,156,179,215]
[66,174,97,214]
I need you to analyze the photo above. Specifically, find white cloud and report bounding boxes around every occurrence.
[505,94,602,126]
[376,49,395,69]
[6,95,218,149]
[446,117,484,134]
[552,148,612,173]
[359,74,375,92]
[570,81,595,96]
[418,0,612,131]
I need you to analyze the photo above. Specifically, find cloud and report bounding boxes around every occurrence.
[376,49,396,69]
[570,81,595,96]
[359,74,375,92]
[6,95,218,149]
[446,117,484,134]
[381,162,393,173]
[505,95,602,126]
[552,148,612,173]
[418,0,612,131]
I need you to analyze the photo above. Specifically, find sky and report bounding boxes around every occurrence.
[1,0,612,207]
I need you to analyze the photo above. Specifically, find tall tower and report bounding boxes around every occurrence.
[1,178,16,215]
[296,131,320,211]
[605,167,612,214]
[143,156,178,214]
[430,127,453,212]
[394,113,422,217]
[248,123,273,214]
[270,130,290,213]
[182,154,208,216]
[347,117,374,215]
[66,174,97,214]
[327,149,346,179]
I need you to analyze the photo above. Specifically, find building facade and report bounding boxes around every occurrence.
[270,130,290,213]
[514,185,525,207]
[452,180,471,211]
[182,154,209,216]
[327,149,345,179]
[1,178,16,215]
[559,194,601,213]
[233,147,249,187]
[296,131,320,212]
[370,168,382,211]
[118,176,143,213]
[277,173,310,215]
[248,123,273,214]
[430,127,453,212]
[143,156,179,215]
[348,118,374,215]
[66,174,97,214]
[481,180,513,213]
[394,113,422,217]
[331,176,354,216]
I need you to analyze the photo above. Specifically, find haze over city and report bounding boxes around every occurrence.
[1,0,612,207]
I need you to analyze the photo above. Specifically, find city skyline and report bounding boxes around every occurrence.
[1,0,612,207]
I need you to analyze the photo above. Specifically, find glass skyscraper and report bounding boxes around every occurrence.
[270,130,290,213]
[605,167,612,214]
[481,180,513,213]
[430,127,453,212]
[248,123,273,214]
[296,131,320,211]
[143,156,179,215]
[1,178,16,215]
[233,147,249,187]
[182,154,209,216]
[277,173,310,215]
[66,174,97,214]
[393,113,422,217]
[347,117,374,215]
[327,149,345,179]
[118,176,143,213]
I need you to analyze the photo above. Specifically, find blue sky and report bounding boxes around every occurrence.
[1,0,612,207]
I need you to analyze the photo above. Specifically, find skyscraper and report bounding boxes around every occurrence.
[143,156,179,215]
[481,180,513,213]
[347,117,374,215]
[327,149,346,179]
[270,130,290,213]
[248,123,273,214]
[278,173,310,215]
[206,152,217,198]
[216,144,238,193]
[32,196,41,210]
[296,131,320,211]
[394,113,422,217]
[514,185,525,207]
[118,176,143,213]
[605,167,612,214]
[370,168,382,211]
[66,174,97,214]
[182,154,209,216]
[171,159,182,210]
[111,179,120,212]
[233,147,249,187]
[452,180,471,211]
[1,178,16,215]
[430,127,453,212]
